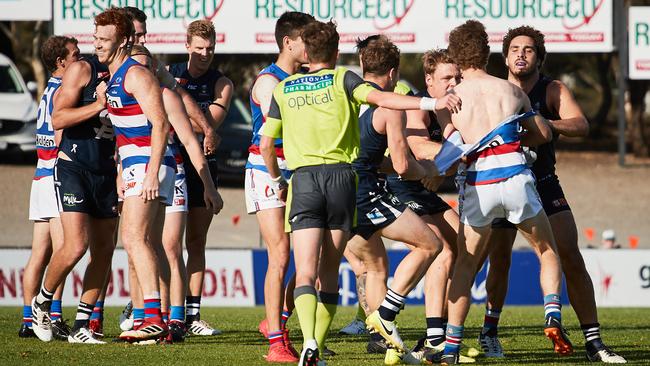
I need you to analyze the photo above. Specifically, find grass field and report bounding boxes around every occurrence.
[1,306,649,365]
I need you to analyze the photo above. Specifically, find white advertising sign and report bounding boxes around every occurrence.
[53,0,613,54]
[629,7,650,80]
[0,249,255,306]
[0,0,51,21]
[581,250,650,307]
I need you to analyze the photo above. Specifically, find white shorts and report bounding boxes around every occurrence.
[245,155,290,214]
[459,170,542,227]
[166,163,188,213]
[122,163,175,206]
[29,176,60,221]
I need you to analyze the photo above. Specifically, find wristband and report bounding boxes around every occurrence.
[270,175,287,190]
[419,97,438,114]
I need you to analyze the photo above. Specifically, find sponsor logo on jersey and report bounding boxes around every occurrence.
[284,74,333,93]
[62,193,84,206]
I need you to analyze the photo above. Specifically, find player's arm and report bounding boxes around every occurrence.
[382,108,431,180]
[51,61,102,130]
[126,66,170,201]
[520,92,553,147]
[207,76,234,131]
[252,74,280,118]
[547,80,589,137]
[404,110,444,160]
[178,87,220,154]
[260,94,287,201]
[162,88,222,213]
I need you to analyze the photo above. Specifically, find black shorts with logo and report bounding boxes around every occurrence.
[386,176,450,217]
[54,158,118,218]
[355,178,407,240]
[491,173,570,229]
[180,146,219,208]
[288,163,357,232]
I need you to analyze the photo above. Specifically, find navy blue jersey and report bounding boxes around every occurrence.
[529,75,561,180]
[352,82,388,184]
[168,62,223,114]
[58,56,116,173]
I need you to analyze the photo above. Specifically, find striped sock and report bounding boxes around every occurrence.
[581,323,602,343]
[186,296,201,322]
[22,305,32,328]
[51,300,62,321]
[144,298,162,320]
[90,301,104,321]
[133,308,145,328]
[378,288,406,321]
[170,306,185,323]
[443,324,464,355]
[73,301,94,331]
[426,317,445,346]
[482,307,501,334]
[543,294,562,321]
[280,309,291,330]
[268,330,283,345]
[35,286,54,305]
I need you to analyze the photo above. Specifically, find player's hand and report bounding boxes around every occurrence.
[116,174,125,200]
[203,130,221,155]
[277,185,288,203]
[421,175,445,192]
[95,81,108,107]
[204,187,223,215]
[436,91,462,114]
[140,172,159,202]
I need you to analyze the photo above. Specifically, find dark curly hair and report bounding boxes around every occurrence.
[447,20,489,70]
[41,36,78,73]
[356,35,400,76]
[502,25,546,69]
[302,20,339,63]
[275,11,315,50]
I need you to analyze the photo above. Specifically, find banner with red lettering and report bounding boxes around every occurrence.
[0,249,254,306]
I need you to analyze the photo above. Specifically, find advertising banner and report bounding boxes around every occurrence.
[53,0,614,54]
[629,7,650,80]
[0,0,51,20]
[0,249,255,306]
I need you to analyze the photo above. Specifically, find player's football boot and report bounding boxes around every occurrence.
[478,328,505,357]
[366,310,406,352]
[68,327,106,344]
[544,317,574,356]
[31,297,52,342]
[586,340,627,363]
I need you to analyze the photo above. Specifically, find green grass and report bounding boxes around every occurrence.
[1,306,649,365]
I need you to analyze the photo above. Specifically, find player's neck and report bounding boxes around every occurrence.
[460,67,487,80]
[508,71,539,94]
[187,59,208,78]
[309,61,335,72]
[107,53,129,76]
[275,53,302,75]
[363,74,391,91]
[52,68,65,79]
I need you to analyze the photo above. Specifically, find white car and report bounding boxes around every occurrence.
[0,53,38,152]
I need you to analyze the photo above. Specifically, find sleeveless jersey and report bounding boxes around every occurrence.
[464,111,536,185]
[168,62,222,114]
[58,56,115,173]
[34,77,61,180]
[528,75,561,180]
[248,63,289,155]
[106,57,175,170]
[352,82,387,180]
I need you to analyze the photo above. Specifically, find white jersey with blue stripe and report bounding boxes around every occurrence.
[34,77,61,180]
[106,58,175,170]
[464,111,535,185]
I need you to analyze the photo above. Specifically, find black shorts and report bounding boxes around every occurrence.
[54,158,118,218]
[288,164,357,232]
[180,146,219,208]
[386,176,450,217]
[491,173,570,229]
[355,179,407,240]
